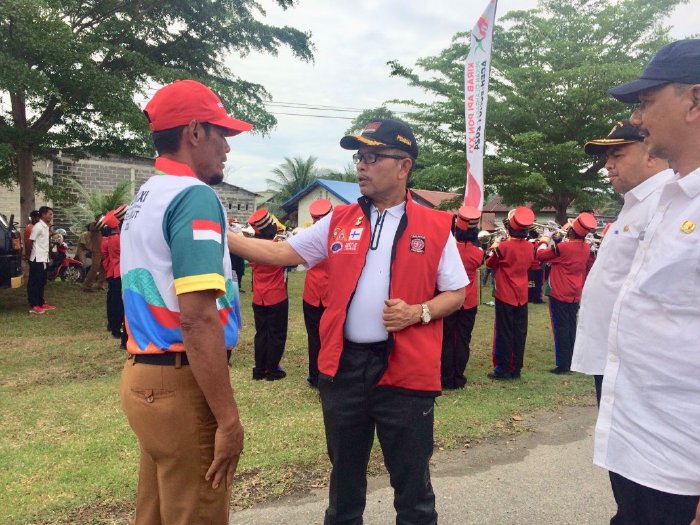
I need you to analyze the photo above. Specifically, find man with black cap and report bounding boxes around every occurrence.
[486,206,536,380]
[592,39,700,525]
[572,120,672,402]
[228,119,467,524]
[119,79,251,525]
[536,212,597,375]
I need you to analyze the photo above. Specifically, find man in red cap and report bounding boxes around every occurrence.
[227,119,467,524]
[485,206,536,379]
[441,205,484,389]
[302,199,333,388]
[119,79,252,525]
[536,212,597,374]
[247,208,288,381]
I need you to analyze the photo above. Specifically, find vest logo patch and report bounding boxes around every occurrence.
[333,227,346,240]
[409,235,426,254]
[349,228,363,240]
[331,241,343,253]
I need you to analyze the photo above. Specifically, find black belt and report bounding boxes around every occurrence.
[132,350,232,366]
[344,339,388,352]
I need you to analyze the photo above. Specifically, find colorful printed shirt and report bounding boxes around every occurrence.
[120,157,241,354]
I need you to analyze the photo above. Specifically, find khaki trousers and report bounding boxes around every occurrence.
[120,359,231,525]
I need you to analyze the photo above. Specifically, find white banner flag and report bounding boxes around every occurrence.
[464,0,498,209]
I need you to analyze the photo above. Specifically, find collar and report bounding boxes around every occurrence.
[371,200,406,218]
[154,156,197,178]
[677,165,700,198]
[626,168,675,203]
[358,190,411,219]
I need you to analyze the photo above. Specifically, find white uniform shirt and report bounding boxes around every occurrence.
[594,166,700,495]
[29,219,51,263]
[572,169,674,374]
[288,202,468,343]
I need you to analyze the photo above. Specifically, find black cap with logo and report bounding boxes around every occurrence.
[583,120,645,156]
[609,39,700,103]
[340,119,418,159]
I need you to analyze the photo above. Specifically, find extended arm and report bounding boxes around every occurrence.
[227,232,305,266]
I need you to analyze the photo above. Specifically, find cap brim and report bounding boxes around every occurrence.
[211,116,254,137]
[608,78,670,103]
[340,135,388,150]
[583,139,639,156]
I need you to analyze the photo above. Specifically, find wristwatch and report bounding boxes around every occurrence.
[420,303,432,325]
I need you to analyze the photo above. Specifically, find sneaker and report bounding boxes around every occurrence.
[40,304,56,310]
[29,306,46,314]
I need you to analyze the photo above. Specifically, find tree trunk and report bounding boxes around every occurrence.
[18,147,35,228]
[555,206,568,227]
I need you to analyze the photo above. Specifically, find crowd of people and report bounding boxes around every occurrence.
[19,36,700,525]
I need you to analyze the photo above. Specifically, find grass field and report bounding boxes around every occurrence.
[0,270,595,525]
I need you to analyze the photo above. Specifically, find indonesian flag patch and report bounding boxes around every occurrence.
[192,219,222,243]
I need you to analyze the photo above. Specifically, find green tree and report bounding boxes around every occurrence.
[61,178,130,235]
[322,162,357,183]
[388,0,685,223]
[0,0,313,225]
[266,156,321,213]
[345,106,397,135]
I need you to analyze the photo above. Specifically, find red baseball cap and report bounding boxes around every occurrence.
[144,80,253,137]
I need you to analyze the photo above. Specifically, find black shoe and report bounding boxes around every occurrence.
[549,367,571,375]
[511,371,521,379]
[306,375,318,388]
[266,368,287,381]
[487,371,511,380]
[252,368,266,380]
[111,331,121,339]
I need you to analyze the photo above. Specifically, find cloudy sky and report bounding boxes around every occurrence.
[223,0,698,193]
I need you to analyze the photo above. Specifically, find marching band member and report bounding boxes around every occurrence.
[248,208,288,381]
[302,199,333,388]
[441,205,484,389]
[486,206,535,380]
[536,212,597,374]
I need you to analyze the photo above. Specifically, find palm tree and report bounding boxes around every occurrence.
[266,156,321,206]
[62,178,131,235]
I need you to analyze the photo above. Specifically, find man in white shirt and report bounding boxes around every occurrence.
[26,206,55,314]
[572,120,672,403]
[228,119,467,525]
[595,39,700,525]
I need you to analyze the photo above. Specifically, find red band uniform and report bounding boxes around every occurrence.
[536,212,596,373]
[302,199,333,388]
[486,207,536,379]
[99,206,128,348]
[248,208,288,381]
[441,206,484,389]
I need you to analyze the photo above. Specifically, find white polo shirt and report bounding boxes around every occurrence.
[594,166,700,495]
[288,201,468,343]
[571,168,674,375]
[29,219,51,263]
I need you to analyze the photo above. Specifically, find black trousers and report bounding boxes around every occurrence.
[106,277,124,335]
[303,300,325,384]
[318,341,437,525]
[27,261,47,307]
[528,268,544,303]
[493,299,528,375]
[252,299,288,373]
[441,306,477,389]
[548,297,579,371]
[609,471,699,525]
[594,375,604,407]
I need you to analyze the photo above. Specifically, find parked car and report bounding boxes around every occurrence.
[0,213,23,288]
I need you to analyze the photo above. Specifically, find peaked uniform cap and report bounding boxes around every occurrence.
[340,119,418,158]
[570,212,597,236]
[455,205,481,230]
[508,207,535,231]
[309,199,333,219]
[144,79,253,137]
[584,120,645,156]
[248,208,274,233]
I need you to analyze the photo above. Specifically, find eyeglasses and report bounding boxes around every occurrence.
[352,152,410,165]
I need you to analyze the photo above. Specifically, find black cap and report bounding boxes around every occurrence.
[340,119,418,158]
[583,120,645,156]
[609,39,700,103]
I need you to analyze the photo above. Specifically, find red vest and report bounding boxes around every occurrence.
[486,238,534,306]
[250,246,287,306]
[456,242,484,309]
[302,258,329,307]
[536,240,593,302]
[318,193,453,393]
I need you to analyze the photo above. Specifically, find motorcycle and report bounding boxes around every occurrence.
[47,231,84,283]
